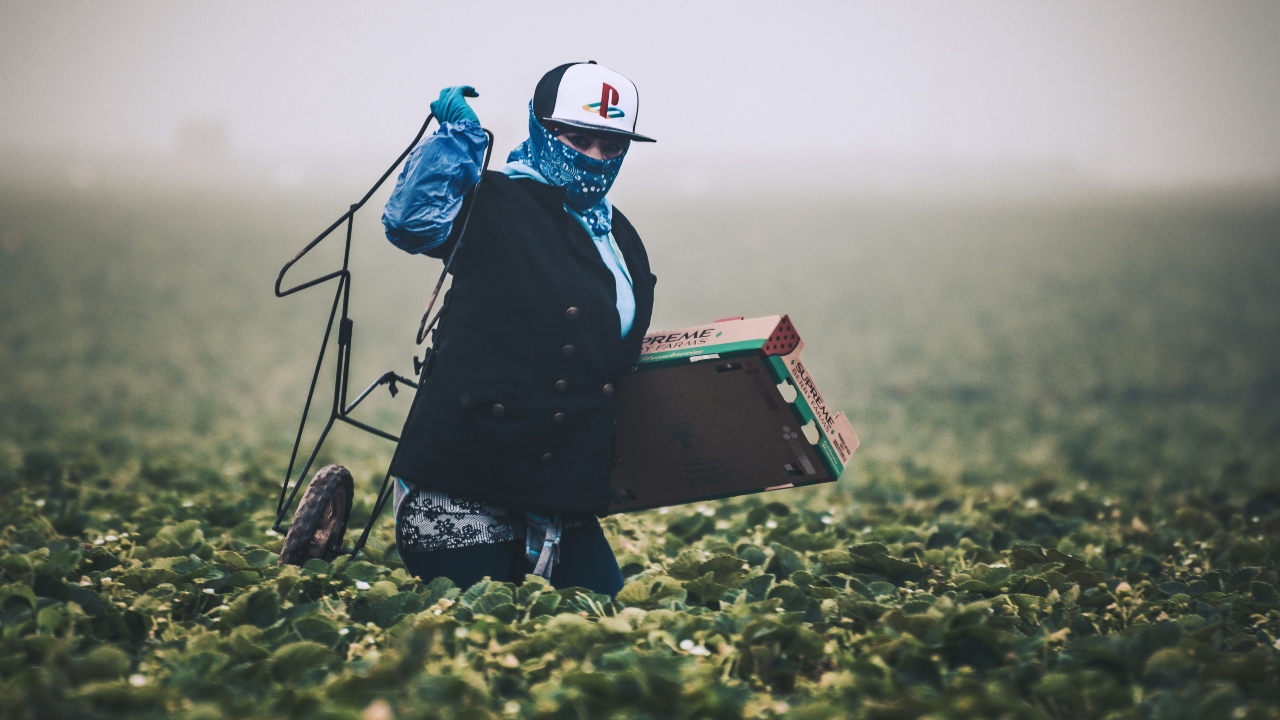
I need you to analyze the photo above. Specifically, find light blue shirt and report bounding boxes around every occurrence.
[381,121,635,338]
[500,159,634,338]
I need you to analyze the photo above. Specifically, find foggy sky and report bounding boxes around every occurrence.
[2,0,1279,190]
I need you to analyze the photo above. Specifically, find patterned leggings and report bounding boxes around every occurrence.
[401,521,625,598]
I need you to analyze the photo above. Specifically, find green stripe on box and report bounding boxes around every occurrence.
[635,340,768,370]
[766,355,844,478]
[817,437,845,478]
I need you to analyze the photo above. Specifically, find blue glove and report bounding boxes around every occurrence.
[431,86,479,125]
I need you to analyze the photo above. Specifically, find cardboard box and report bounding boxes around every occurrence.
[608,315,859,513]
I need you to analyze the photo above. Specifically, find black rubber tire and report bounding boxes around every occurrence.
[278,464,354,566]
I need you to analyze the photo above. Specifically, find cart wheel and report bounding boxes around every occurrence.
[279,464,354,566]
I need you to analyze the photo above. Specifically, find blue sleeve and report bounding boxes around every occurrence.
[382,120,488,254]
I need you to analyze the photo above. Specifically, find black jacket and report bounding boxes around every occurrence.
[390,171,657,514]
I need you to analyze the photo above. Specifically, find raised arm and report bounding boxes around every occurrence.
[382,87,488,255]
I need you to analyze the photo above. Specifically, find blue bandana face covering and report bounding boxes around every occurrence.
[506,104,627,236]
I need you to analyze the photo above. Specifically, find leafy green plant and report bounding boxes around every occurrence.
[1,183,1278,717]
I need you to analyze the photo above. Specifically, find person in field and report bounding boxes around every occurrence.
[381,62,657,596]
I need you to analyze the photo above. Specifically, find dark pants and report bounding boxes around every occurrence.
[401,521,625,598]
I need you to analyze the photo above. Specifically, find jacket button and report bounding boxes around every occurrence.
[602,383,615,397]
[553,412,566,425]
[491,403,505,418]
[554,380,568,393]
[541,452,554,464]
[565,306,579,320]
[562,344,575,358]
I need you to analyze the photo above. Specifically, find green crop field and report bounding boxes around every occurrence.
[1,176,1278,719]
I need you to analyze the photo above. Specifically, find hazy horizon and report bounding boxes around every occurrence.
[3,1,1279,197]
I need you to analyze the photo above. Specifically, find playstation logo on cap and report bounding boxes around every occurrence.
[533,61,656,142]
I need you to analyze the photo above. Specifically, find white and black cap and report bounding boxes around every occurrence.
[533,61,655,143]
